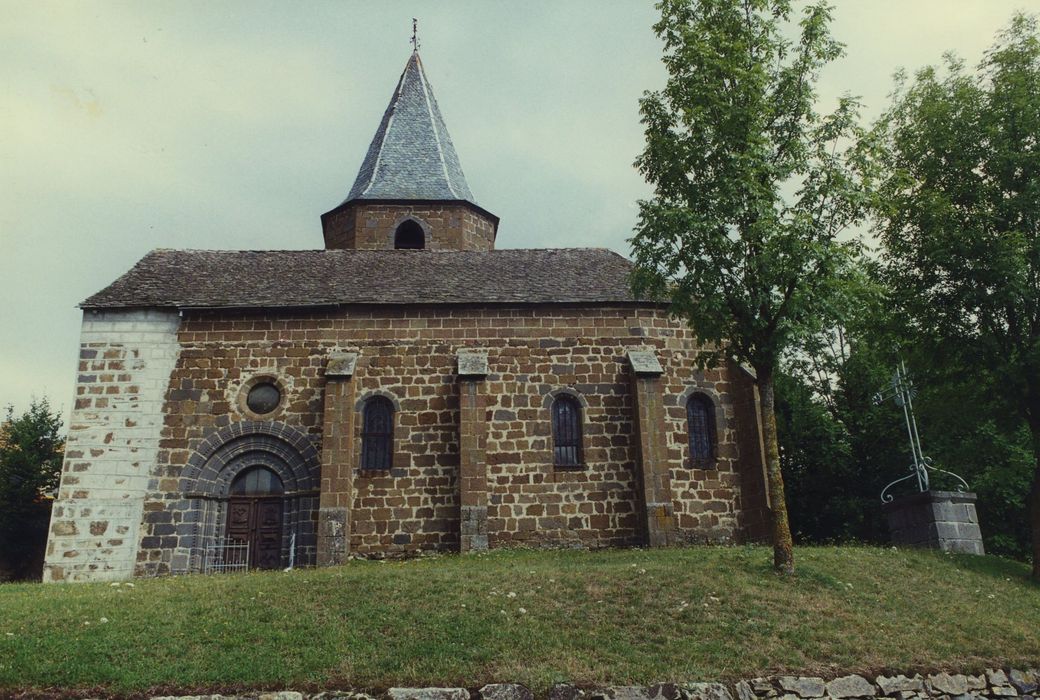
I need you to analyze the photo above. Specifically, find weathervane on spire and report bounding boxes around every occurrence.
[411,18,420,52]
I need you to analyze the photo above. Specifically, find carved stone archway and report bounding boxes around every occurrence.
[179,421,320,572]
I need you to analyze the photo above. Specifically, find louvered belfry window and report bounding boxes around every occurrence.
[361,396,394,470]
[687,394,716,466]
[552,395,584,468]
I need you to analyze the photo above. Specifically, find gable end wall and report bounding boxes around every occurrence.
[43,309,181,582]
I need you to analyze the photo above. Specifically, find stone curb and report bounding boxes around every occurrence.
[138,668,1040,700]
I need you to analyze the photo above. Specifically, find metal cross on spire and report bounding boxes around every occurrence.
[411,18,420,52]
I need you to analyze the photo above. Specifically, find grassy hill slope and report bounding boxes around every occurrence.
[0,546,1037,695]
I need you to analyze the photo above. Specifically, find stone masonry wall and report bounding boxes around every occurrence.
[133,304,766,571]
[322,202,497,251]
[43,309,182,582]
[136,667,1040,700]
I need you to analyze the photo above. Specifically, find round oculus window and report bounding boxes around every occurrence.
[246,382,281,415]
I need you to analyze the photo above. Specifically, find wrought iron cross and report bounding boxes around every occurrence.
[411,18,420,52]
[875,358,968,502]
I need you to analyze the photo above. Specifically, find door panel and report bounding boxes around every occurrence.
[225,497,283,570]
[255,499,283,570]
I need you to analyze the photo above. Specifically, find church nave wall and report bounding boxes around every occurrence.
[126,305,765,570]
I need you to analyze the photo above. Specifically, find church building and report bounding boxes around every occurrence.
[44,49,771,582]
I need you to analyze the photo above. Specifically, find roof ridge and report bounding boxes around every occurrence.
[83,248,644,309]
[414,53,460,200]
[143,247,626,255]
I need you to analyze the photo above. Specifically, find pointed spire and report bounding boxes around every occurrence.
[343,51,476,205]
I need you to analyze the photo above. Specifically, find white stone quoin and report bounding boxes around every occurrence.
[43,309,181,582]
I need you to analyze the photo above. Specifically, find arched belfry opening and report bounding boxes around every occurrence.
[394,219,426,249]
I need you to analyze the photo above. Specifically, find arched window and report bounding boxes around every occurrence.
[230,466,285,495]
[551,395,583,468]
[361,396,394,470]
[394,220,425,249]
[687,394,717,466]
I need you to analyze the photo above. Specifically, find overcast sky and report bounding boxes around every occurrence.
[1,0,1031,424]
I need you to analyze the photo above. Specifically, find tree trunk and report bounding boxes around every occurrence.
[1028,414,1040,582]
[758,372,795,575]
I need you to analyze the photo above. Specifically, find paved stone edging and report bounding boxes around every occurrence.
[142,667,1040,700]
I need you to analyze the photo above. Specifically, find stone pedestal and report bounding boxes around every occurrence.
[317,353,358,566]
[884,490,984,555]
[627,350,677,547]
[458,351,489,552]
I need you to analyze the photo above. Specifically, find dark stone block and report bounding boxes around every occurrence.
[884,490,984,555]
[144,511,172,524]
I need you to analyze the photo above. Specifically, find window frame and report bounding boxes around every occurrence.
[551,394,585,469]
[686,393,717,468]
[360,395,395,471]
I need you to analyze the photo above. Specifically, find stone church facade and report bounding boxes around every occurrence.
[44,51,771,582]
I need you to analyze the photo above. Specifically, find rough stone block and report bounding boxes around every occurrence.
[988,670,1011,686]
[876,675,923,695]
[734,682,757,700]
[480,684,534,700]
[457,350,489,377]
[326,352,359,378]
[593,688,652,700]
[627,350,663,376]
[780,677,825,698]
[1010,670,1038,695]
[549,684,586,700]
[928,673,969,696]
[681,683,734,700]
[965,675,988,692]
[826,675,875,698]
[389,689,469,700]
[317,507,350,566]
[750,679,776,695]
[646,684,682,700]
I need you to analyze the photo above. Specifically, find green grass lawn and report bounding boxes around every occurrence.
[1,545,1038,696]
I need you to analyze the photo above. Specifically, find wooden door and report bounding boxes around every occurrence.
[226,496,283,570]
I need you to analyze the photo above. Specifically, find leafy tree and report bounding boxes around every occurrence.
[776,265,903,545]
[914,362,1034,558]
[630,0,869,573]
[870,13,1040,578]
[0,399,64,581]
[776,257,1033,557]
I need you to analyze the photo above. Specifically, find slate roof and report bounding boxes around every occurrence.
[343,52,476,205]
[82,249,650,309]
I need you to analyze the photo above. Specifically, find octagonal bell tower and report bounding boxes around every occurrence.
[321,50,499,251]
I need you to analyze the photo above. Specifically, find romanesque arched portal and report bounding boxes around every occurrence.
[178,421,320,573]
